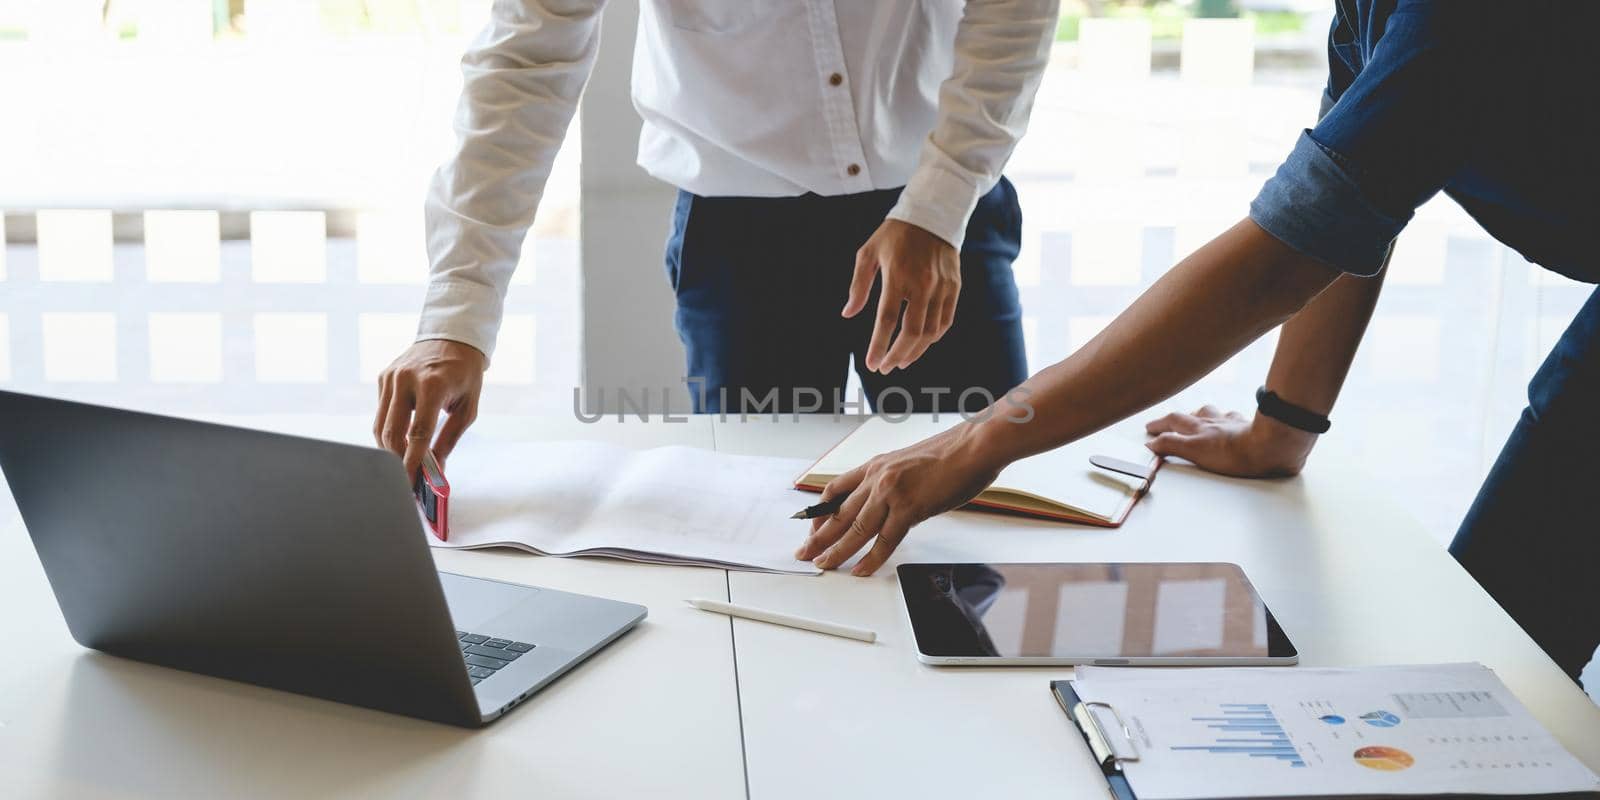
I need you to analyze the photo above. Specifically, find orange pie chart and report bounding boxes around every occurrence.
[1353,746,1415,771]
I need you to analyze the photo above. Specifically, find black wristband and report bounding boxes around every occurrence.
[1255,386,1331,434]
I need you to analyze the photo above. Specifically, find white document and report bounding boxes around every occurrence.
[1071,663,1600,799]
[432,440,822,575]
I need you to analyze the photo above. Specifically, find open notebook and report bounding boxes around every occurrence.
[434,440,821,575]
[796,415,1160,527]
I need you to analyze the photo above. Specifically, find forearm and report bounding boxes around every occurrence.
[968,218,1341,465]
[1263,253,1387,415]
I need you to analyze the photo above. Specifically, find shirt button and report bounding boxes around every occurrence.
[828,72,843,87]
[846,163,861,177]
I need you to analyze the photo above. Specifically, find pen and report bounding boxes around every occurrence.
[790,493,849,520]
[686,597,877,643]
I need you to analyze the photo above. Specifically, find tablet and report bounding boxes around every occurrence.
[898,562,1298,666]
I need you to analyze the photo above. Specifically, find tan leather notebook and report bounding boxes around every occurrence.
[794,415,1160,527]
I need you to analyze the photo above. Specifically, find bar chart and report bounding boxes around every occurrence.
[1170,703,1308,768]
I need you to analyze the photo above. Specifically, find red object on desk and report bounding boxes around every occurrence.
[414,451,450,541]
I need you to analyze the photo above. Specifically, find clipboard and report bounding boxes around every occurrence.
[1051,680,1141,800]
[1051,673,1600,800]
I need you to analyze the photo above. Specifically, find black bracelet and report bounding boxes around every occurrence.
[1255,386,1331,434]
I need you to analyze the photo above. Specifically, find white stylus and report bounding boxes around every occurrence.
[686,597,877,643]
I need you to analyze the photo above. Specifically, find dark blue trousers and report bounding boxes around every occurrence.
[1450,286,1600,684]
[663,178,1028,414]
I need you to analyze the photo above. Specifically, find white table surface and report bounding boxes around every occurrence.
[1,412,1596,800]
[712,416,1600,799]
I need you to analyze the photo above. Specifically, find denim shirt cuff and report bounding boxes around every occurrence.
[1248,131,1407,276]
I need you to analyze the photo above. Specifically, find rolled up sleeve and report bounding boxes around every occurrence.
[1248,132,1405,277]
[1248,1,1482,277]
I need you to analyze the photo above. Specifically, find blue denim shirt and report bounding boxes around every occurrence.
[1248,0,1597,282]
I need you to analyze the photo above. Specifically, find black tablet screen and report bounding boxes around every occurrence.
[899,562,1295,660]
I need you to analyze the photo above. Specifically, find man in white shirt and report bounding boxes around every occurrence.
[375,0,1059,479]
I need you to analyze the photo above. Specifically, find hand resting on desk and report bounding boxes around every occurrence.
[1143,404,1315,479]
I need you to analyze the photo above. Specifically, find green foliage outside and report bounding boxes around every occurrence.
[1055,1,1305,42]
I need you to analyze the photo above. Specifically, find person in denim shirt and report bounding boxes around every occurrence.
[794,1,1599,684]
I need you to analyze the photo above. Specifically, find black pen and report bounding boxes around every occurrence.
[790,493,849,520]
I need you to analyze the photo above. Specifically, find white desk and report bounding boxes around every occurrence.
[1,414,1596,799]
[713,416,1600,799]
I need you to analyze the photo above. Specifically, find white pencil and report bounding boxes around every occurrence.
[686,597,877,643]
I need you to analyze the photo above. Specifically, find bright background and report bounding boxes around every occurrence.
[0,1,1593,686]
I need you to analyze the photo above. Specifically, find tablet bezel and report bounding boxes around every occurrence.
[897,562,1299,667]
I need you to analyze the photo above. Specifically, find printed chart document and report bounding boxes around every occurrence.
[430,440,821,575]
[1068,663,1600,799]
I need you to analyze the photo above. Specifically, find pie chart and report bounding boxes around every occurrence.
[1360,710,1401,727]
[1354,746,1415,771]
[1318,714,1346,725]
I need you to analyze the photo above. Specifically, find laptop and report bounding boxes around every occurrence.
[0,390,646,728]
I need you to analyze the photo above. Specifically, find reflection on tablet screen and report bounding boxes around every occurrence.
[901,563,1288,660]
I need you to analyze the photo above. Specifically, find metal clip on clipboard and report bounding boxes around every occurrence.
[1072,700,1142,767]
[1053,682,1143,800]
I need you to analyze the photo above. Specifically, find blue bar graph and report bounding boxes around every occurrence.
[1171,703,1306,767]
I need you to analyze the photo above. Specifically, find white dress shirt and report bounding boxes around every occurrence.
[419,0,1059,359]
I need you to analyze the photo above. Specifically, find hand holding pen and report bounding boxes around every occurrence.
[790,494,849,520]
[789,425,1007,576]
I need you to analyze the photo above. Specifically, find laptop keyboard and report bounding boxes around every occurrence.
[456,630,537,685]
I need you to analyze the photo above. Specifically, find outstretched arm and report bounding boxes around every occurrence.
[797,218,1342,574]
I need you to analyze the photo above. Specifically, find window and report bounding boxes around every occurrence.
[0,1,581,419]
